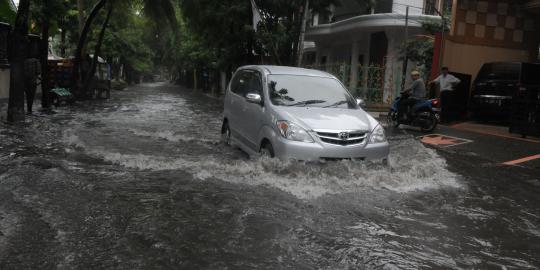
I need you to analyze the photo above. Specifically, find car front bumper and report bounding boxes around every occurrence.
[273,136,389,161]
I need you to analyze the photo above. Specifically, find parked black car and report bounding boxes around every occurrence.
[509,63,540,137]
[469,62,522,120]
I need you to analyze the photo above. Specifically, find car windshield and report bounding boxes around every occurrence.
[477,63,520,81]
[268,75,355,108]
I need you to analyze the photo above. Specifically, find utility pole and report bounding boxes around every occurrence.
[439,5,446,71]
[296,0,310,67]
[400,5,409,92]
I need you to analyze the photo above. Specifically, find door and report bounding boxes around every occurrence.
[227,71,250,143]
[240,70,265,150]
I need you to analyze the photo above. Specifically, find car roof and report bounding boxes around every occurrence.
[239,65,334,78]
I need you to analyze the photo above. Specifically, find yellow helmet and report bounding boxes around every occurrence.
[411,70,421,76]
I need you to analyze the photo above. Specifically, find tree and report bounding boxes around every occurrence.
[0,0,16,23]
[398,18,449,80]
[73,0,178,97]
[178,0,338,70]
[81,2,113,95]
[7,0,30,122]
[72,0,107,98]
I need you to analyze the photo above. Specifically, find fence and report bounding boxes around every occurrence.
[306,60,404,105]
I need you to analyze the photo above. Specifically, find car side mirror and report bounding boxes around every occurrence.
[356,98,366,107]
[246,93,262,105]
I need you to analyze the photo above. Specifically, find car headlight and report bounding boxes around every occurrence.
[276,121,314,143]
[368,124,386,144]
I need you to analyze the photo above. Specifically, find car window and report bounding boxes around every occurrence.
[246,72,263,95]
[268,75,356,108]
[477,63,520,81]
[230,72,248,95]
[230,70,261,97]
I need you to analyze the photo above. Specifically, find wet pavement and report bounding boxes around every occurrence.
[0,82,539,269]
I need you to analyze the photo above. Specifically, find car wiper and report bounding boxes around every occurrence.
[323,100,349,108]
[286,100,326,107]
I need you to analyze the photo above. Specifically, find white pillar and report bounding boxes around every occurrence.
[349,40,359,93]
[315,45,321,66]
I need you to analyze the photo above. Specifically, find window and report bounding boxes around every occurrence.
[425,0,438,15]
[230,72,246,95]
[374,0,393,14]
[268,75,356,108]
[477,63,520,81]
[230,70,262,96]
[245,71,262,95]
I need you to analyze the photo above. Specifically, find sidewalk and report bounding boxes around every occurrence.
[448,121,540,143]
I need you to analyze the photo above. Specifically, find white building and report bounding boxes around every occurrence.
[304,0,447,104]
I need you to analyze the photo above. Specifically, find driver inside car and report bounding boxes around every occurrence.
[398,70,426,121]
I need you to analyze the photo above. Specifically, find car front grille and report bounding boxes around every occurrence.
[315,131,367,146]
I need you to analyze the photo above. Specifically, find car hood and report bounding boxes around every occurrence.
[277,107,376,132]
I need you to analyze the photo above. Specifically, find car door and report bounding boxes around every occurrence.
[240,70,265,151]
[227,71,250,143]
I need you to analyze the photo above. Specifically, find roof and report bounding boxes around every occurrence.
[306,13,441,38]
[241,65,333,78]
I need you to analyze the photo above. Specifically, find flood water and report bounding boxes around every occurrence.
[0,83,539,269]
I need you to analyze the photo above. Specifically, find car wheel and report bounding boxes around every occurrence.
[260,142,275,158]
[221,121,231,145]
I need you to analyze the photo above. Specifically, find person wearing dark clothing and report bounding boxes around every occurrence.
[398,70,426,121]
[24,58,41,113]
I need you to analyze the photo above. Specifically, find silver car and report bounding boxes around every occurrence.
[221,65,389,161]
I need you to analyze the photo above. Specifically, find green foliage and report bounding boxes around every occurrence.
[0,0,16,23]
[29,0,71,35]
[92,2,156,74]
[399,38,434,78]
[421,15,451,35]
[177,0,341,71]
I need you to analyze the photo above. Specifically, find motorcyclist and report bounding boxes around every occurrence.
[398,70,426,121]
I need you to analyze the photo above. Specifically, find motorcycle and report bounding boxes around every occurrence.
[388,92,440,132]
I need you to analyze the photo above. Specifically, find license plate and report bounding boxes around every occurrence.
[485,99,502,106]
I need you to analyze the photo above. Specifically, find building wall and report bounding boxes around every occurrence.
[443,39,531,78]
[333,0,370,20]
[443,0,539,80]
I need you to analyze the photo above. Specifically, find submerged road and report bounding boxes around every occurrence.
[0,83,539,269]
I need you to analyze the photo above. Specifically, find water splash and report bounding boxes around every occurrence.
[64,131,461,200]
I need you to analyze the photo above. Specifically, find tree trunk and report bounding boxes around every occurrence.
[7,0,30,122]
[40,15,51,109]
[82,3,112,96]
[72,0,107,97]
[77,0,85,34]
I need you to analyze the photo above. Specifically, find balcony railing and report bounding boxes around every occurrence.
[305,63,396,104]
